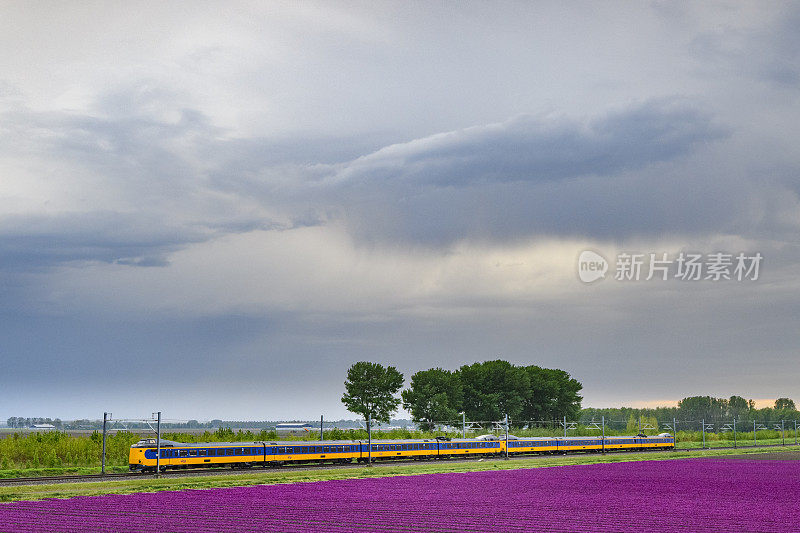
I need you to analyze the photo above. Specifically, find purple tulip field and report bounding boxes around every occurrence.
[2,457,799,532]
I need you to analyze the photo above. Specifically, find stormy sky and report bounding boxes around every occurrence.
[2,2,799,421]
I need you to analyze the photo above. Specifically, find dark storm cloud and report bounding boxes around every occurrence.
[336,99,725,188]
[324,99,746,245]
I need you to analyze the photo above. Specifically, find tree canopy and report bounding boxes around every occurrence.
[341,361,404,425]
[775,398,796,411]
[401,360,583,427]
[401,368,463,431]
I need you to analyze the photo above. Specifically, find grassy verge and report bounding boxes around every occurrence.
[2,445,799,503]
[0,466,128,479]
[679,437,798,448]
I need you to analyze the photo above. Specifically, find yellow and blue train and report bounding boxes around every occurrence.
[129,433,674,472]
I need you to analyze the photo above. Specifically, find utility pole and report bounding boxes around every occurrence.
[601,416,605,454]
[563,415,567,438]
[320,415,324,441]
[101,412,108,475]
[754,420,757,447]
[782,420,785,446]
[733,418,737,449]
[461,412,466,439]
[155,411,161,476]
[673,417,677,449]
[367,414,372,466]
[702,419,706,449]
[504,414,509,460]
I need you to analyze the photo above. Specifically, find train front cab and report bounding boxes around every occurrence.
[129,438,179,472]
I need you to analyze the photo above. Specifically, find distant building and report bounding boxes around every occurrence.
[276,422,315,430]
[31,424,56,430]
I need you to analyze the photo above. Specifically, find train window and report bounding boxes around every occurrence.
[179,450,188,457]
[199,449,207,457]
[225,448,234,456]
[188,450,198,457]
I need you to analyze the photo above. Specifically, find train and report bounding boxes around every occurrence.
[129,433,675,472]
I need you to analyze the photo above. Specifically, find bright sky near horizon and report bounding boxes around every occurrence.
[1,1,799,420]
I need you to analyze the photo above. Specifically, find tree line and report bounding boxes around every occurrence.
[6,417,63,429]
[341,360,583,431]
[581,396,798,426]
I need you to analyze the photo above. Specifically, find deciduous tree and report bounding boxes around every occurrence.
[341,361,404,426]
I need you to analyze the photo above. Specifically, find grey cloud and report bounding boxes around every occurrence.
[336,100,724,188]
[689,6,800,89]
[0,211,208,271]
[320,100,747,245]
[0,92,337,272]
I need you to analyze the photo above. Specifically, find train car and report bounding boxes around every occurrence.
[504,437,560,455]
[436,438,502,458]
[360,439,438,462]
[270,440,360,465]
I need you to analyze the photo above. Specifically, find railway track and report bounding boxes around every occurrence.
[0,472,140,485]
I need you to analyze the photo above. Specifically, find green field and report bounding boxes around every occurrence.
[2,446,798,503]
